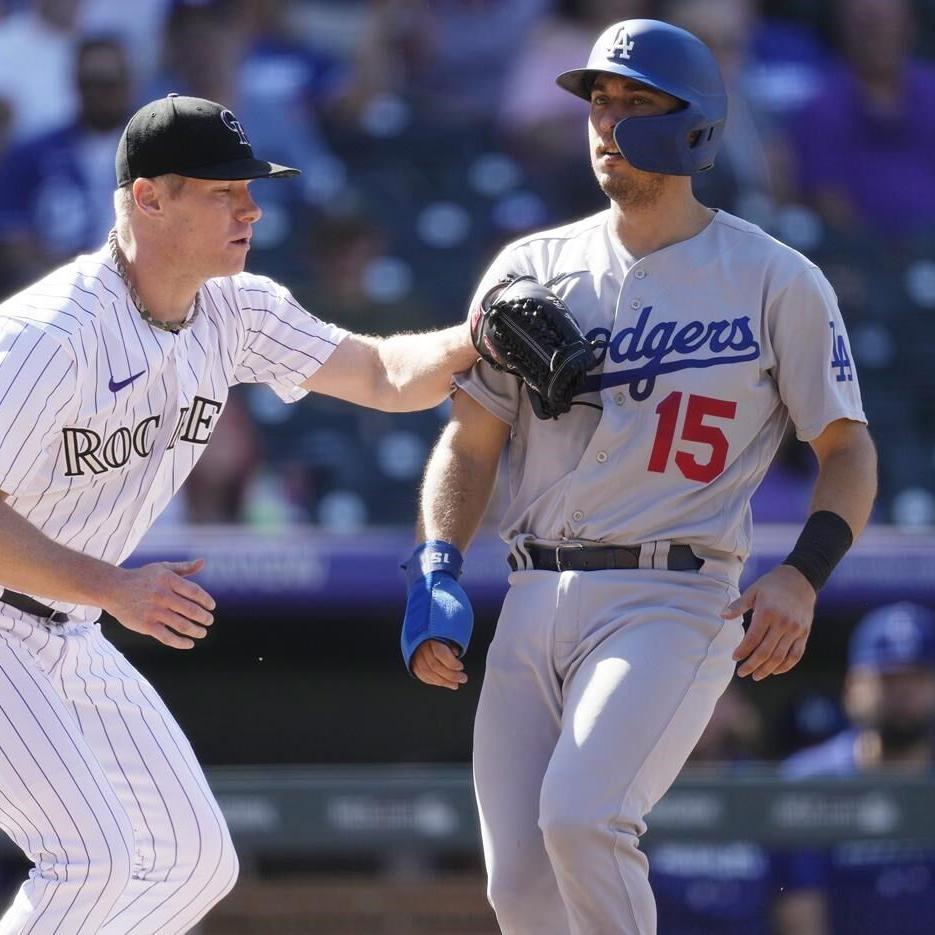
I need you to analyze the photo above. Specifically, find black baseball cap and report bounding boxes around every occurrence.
[115,94,300,187]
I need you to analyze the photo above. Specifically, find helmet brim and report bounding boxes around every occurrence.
[555,66,666,102]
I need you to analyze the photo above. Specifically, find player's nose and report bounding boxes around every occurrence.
[238,188,262,224]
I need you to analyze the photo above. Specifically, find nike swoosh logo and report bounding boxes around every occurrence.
[108,370,146,392]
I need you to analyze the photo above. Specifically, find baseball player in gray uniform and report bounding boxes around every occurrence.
[399,20,878,935]
[0,95,476,934]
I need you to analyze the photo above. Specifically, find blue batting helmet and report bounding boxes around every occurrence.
[555,19,727,176]
[848,603,935,673]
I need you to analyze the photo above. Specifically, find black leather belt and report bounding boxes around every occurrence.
[508,543,702,573]
[0,589,69,624]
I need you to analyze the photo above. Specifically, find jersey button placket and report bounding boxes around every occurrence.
[630,298,641,309]
[596,451,608,463]
[634,268,646,280]
[572,510,584,522]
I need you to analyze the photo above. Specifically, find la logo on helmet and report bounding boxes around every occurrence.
[606,25,635,62]
[220,109,250,146]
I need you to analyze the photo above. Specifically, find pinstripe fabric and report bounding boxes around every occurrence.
[0,611,237,935]
[0,247,347,621]
[0,246,345,930]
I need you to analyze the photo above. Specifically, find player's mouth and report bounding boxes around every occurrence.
[231,236,251,249]
[597,146,624,164]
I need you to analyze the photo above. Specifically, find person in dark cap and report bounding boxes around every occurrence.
[775,602,935,935]
[0,95,476,932]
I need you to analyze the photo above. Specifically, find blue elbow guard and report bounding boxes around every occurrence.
[401,540,474,673]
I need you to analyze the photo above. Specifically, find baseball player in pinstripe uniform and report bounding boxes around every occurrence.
[399,20,878,935]
[0,94,476,934]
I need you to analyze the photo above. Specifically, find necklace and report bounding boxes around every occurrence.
[107,229,201,334]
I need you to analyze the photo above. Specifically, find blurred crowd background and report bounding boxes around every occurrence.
[1,0,934,531]
[1,0,935,931]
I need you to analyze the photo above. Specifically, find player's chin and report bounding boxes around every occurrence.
[216,249,249,276]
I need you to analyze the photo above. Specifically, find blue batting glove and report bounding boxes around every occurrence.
[401,540,474,673]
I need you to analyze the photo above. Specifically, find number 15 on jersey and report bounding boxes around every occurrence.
[648,391,738,483]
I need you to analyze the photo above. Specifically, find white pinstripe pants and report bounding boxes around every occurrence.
[0,611,238,934]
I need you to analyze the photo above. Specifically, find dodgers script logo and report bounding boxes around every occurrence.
[606,25,635,62]
[581,306,760,401]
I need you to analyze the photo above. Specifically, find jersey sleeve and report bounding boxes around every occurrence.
[454,245,533,425]
[0,321,77,494]
[766,266,866,441]
[231,276,348,402]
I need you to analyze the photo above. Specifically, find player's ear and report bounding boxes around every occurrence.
[132,178,163,218]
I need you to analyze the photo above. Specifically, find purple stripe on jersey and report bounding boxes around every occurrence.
[15,299,84,323]
[110,300,137,383]
[283,295,323,323]
[188,328,224,400]
[28,292,102,322]
[5,360,74,504]
[0,341,73,490]
[5,313,74,335]
[81,270,123,305]
[242,341,325,378]
[0,799,52,882]
[71,283,111,309]
[243,325,331,361]
[239,306,338,346]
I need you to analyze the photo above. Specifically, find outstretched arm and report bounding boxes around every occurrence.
[301,323,478,412]
[727,418,877,680]
[406,390,511,688]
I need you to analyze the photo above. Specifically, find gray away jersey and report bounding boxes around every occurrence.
[0,245,347,620]
[456,209,866,559]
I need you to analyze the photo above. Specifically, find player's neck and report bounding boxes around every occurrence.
[114,232,201,329]
[608,191,714,260]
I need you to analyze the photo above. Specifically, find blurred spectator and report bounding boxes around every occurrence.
[235,0,349,212]
[495,0,653,220]
[0,0,81,143]
[0,34,132,292]
[149,0,344,272]
[775,602,935,935]
[244,209,446,528]
[786,0,935,239]
[181,387,261,523]
[662,0,791,221]
[149,0,246,107]
[296,211,433,336]
[339,0,550,134]
[79,0,172,85]
[648,684,776,935]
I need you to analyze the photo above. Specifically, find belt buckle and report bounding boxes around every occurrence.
[554,542,584,572]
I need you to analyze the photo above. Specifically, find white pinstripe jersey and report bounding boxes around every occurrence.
[457,209,866,559]
[0,244,347,620]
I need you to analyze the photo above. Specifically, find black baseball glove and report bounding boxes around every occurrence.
[470,275,597,420]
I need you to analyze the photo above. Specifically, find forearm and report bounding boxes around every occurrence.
[0,498,119,606]
[808,432,877,537]
[417,425,500,551]
[375,322,476,412]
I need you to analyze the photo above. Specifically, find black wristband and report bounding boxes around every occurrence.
[782,510,854,593]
